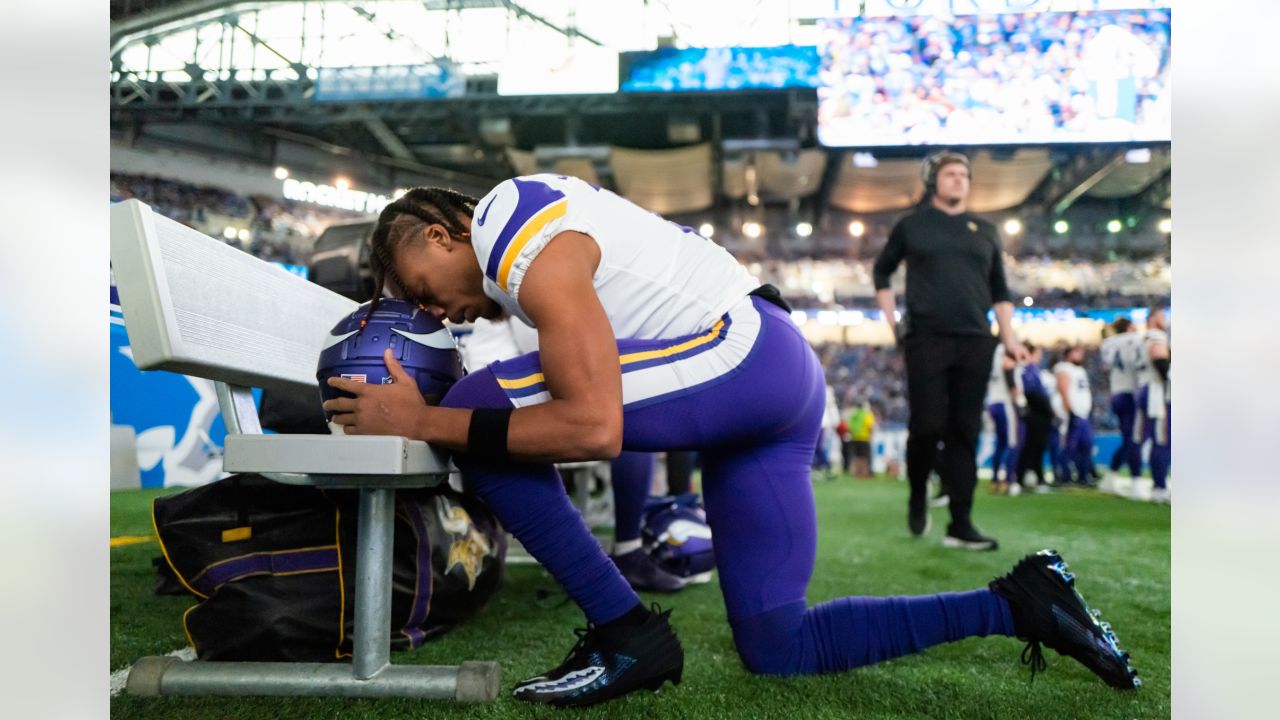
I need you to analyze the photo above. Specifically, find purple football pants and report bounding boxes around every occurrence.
[1109,392,1142,477]
[987,401,1020,484]
[1136,386,1171,490]
[440,297,1014,675]
[611,451,654,544]
[1058,415,1095,485]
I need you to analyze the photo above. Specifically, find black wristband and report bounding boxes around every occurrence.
[1152,357,1170,381]
[468,407,513,459]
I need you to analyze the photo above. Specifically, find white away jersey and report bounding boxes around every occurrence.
[1042,368,1065,420]
[1136,328,1170,411]
[1099,331,1141,394]
[1136,329,1169,388]
[456,317,540,372]
[469,174,760,339]
[986,345,1012,404]
[1054,361,1093,419]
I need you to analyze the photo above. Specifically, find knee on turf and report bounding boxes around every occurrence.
[730,606,807,676]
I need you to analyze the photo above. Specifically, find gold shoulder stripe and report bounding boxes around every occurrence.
[496,199,568,291]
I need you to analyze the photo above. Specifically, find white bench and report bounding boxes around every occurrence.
[109,199,498,702]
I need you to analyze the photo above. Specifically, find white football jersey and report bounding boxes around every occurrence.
[457,316,540,372]
[469,174,759,339]
[1042,368,1065,420]
[1099,331,1141,394]
[1136,328,1170,412]
[1053,361,1093,419]
[986,345,1012,404]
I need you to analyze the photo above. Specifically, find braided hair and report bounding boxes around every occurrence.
[366,187,479,320]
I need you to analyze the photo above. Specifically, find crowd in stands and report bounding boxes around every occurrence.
[622,45,819,92]
[760,256,1169,310]
[110,173,252,225]
[815,343,910,426]
[818,9,1172,144]
[110,173,366,265]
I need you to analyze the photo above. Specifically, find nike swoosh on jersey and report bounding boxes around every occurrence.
[477,195,497,227]
[392,327,457,350]
[321,329,359,350]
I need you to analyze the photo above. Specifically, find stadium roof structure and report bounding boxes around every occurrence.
[110,1,1171,258]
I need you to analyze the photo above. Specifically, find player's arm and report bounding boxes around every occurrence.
[328,228,621,460]
[1148,336,1170,380]
[411,230,621,463]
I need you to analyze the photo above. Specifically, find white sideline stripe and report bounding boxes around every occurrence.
[110,646,196,697]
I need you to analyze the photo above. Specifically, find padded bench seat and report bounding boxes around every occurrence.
[223,433,454,479]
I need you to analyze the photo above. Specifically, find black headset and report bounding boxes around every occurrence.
[920,150,971,195]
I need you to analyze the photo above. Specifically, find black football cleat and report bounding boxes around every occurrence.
[613,549,688,593]
[990,549,1141,690]
[512,604,684,708]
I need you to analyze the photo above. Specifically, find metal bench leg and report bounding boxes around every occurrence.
[353,487,395,679]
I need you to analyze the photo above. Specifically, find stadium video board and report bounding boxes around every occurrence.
[620,45,820,92]
[816,8,1171,146]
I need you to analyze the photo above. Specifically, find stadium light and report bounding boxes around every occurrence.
[742,221,763,239]
[848,220,866,237]
[795,222,813,237]
[222,227,237,240]
[1023,296,1034,307]
[1124,148,1152,164]
[1053,219,1069,234]
[1157,217,1172,234]
[237,228,251,242]
[699,222,715,238]
[335,177,351,191]
[274,166,290,180]
[1003,218,1023,235]
[1106,219,1123,233]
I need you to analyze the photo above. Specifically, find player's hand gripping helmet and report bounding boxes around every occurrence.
[317,298,464,419]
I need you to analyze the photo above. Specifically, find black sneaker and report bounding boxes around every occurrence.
[512,604,684,707]
[990,549,1140,690]
[613,549,687,593]
[943,523,999,551]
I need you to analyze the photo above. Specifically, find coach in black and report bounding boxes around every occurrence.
[873,151,1028,551]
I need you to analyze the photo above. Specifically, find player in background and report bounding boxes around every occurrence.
[985,345,1020,495]
[1014,342,1054,493]
[1054,346,1096,487]
[1098,318,1142,493]
[1133,308,1171,503]
[1045,349,1069,486]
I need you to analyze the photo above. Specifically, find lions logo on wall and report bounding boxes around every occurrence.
[435,495,493,591]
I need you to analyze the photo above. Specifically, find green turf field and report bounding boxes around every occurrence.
[110,475,1169,719]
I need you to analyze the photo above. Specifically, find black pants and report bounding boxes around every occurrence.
[665,450,697,496]
[1019,411,1052,486]
[903,333,998,530]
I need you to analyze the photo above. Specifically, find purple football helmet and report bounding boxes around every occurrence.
[641,493,715,583]
[317,298,464,419]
